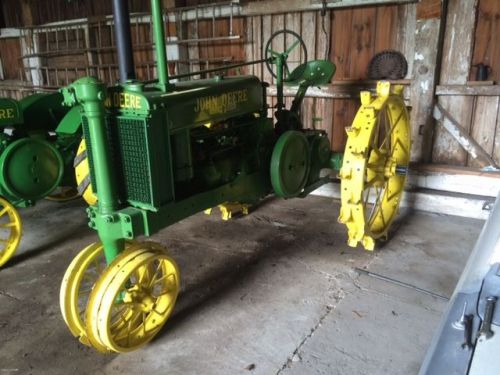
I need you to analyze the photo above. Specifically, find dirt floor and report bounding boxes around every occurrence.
[0,196,484,375]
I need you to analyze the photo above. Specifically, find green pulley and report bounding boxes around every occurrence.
[270,130,310,198]
[0,138,64,201]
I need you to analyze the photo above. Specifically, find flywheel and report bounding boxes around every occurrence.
[339,81,410,251]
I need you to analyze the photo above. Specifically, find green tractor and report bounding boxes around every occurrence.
[58,0,411,353]
[0,94,81,267]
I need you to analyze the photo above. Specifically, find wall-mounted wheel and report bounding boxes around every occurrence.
[0,197,22,267]
[84,242,180,353]
[74,139,97,206]
[339,82,410,250]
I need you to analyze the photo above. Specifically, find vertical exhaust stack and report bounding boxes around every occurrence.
[112,0,136,83]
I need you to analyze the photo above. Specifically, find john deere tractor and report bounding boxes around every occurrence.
[0,93,81,267]
[58,0,410,353]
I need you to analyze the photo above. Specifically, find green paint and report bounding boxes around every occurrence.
[60,0,341,265]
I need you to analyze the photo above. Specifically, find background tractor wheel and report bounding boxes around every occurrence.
[0,197,22,267]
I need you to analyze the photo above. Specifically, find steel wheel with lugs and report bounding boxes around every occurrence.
[339,81,410,251]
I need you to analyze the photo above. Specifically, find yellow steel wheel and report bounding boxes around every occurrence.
[339,81,410,251]
[74,139,97,206]
[0,197,22,267]
[61,241,142,352]
[46,186,79,202]
[60,242,107,345]
[85,242,180,353]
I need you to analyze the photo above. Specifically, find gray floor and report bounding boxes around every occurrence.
[0,196,484,375]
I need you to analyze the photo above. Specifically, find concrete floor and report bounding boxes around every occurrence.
[0,196,484,375]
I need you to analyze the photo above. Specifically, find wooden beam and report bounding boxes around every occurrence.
[241,0,418,16]
[266,80,411,100]
[436,85,500,96]
[312,182,494,220]
[432,0,478,165]
[407,164,500,197]
[408,10,440,162]
[433,102,499,169]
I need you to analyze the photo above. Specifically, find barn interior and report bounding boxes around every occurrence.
[0,1,499,374]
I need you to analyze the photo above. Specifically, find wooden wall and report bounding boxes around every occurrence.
[432,0,500,168]
[0,0,150,27]
[0,1,424,156]
[1,0,500,169]
[470,0,500,82]
[232,5,412,152]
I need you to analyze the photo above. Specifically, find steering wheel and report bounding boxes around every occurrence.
[265,29,308,80]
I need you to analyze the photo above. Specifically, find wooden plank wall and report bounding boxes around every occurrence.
[0,0,150,27]
[432,0,500,168]
[236,4,410,152]
[0,38,21,80]
[9,0,500,166]
[0,2,415,155]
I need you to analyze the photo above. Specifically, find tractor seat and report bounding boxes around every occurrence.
[285,60,336,86]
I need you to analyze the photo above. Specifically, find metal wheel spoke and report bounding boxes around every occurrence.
[0,207,8,217]
[151,271,174,288]
[390,138,409,159]
[267,48,280,58]
[148,262,163,288]
[285,39,300,54]
[380,111,403,150]
[0,222,15,228]
[79,288,92,295]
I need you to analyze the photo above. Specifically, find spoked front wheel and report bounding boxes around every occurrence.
[0,197,22,267]
[60,242,109,345]
[339,82,410,250]
[84,242,180,353]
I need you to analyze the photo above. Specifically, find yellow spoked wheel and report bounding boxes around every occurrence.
[60,241,142,349]
[46,186,79,202]
[60,242,108,345]
[0,197,22,267]
[339,81,410,251]
[85,242,180,353]
[74,139,97,206]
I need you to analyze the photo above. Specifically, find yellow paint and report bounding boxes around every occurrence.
[194,89,248,115]
[0,197,22,267]
[84,242,180,353]
[204,202,251,220]
[0,107,15,119]
[338,81,410,251]
[74,139,97,206]
[105,92,142,110]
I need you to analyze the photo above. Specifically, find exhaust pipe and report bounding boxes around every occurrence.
[112,0,136,82]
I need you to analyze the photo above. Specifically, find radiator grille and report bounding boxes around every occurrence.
[82,115,155,208]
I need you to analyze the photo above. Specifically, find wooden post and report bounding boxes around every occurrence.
[432,0,478,165]
[407,1,441,162]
